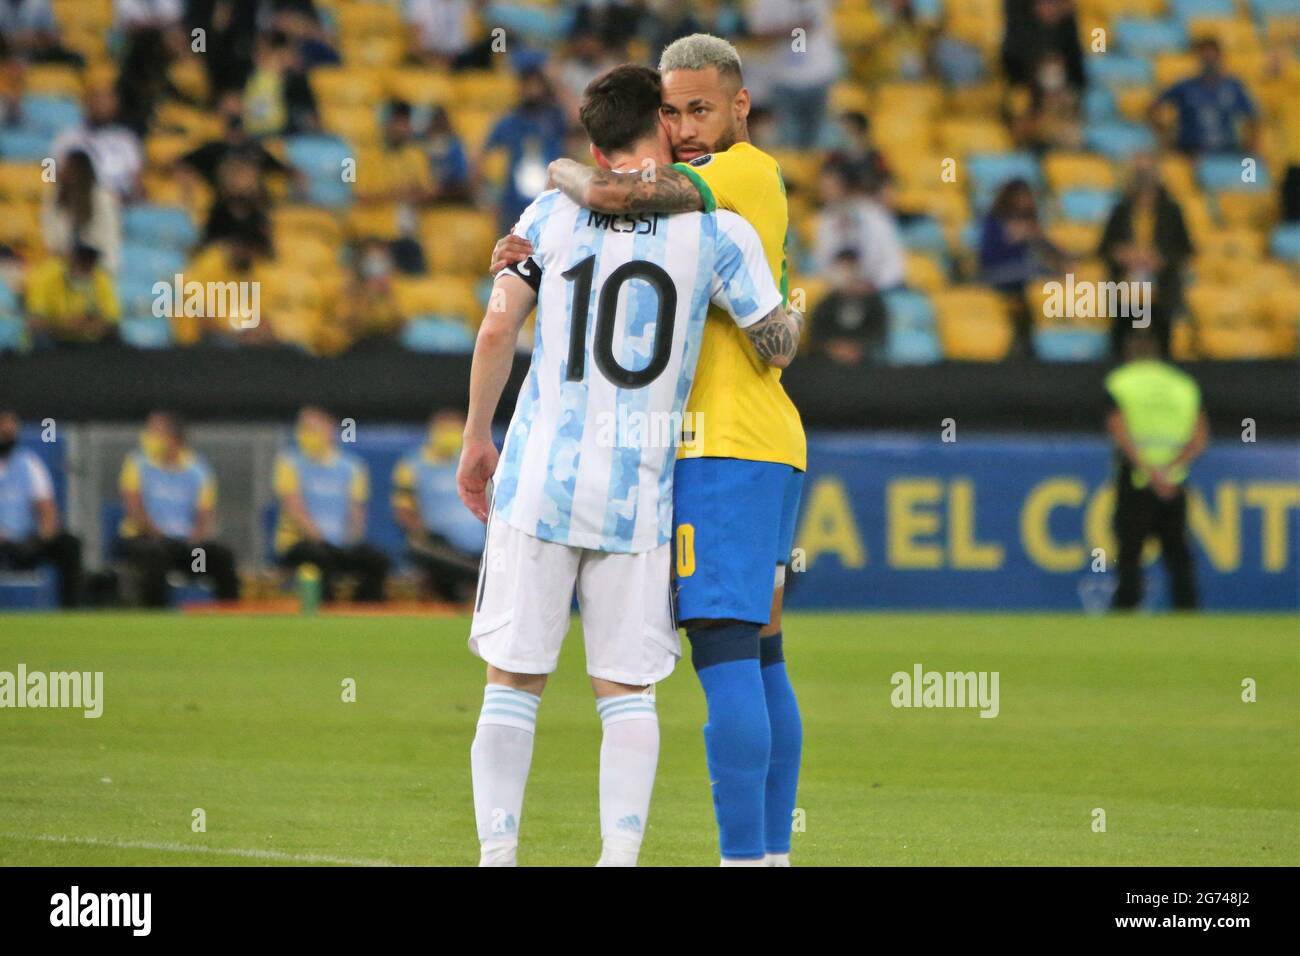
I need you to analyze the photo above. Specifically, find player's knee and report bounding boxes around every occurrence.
[487,665,547,696]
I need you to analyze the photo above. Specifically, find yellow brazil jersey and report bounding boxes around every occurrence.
[671,142,806,471]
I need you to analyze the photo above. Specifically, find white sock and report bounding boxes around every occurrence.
[471,685,540,867]
[594,692,659,867]
[765,852,791,867]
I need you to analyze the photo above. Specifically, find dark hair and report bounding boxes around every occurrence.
[151,410,186,443]
[579,64,663,155]
[990,178,1037,220]
[840,111,869,134]
[388,99,412,121]
[57,149,96,229]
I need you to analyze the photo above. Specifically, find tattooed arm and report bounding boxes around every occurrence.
[548,158,705,214]
[744,305,803,369]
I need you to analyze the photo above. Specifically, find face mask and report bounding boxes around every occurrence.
[361,252,391,280]
[297,428,328,459]
[0,436,15,458]
[1038,65,1066,93]
[429,424,462,459]
[141,431,167,460]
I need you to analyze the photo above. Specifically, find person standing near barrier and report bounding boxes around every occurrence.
[1105,331,1208,610]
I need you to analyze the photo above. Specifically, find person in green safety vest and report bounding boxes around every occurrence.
[1104,330,1209,609]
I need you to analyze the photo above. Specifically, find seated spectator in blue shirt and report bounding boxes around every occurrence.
[391,410,484,602]
[0,409,82,606]
[979,179,1066,357]
[426,105,471,203]
[1152,37,1258,155]
[480,67,566,232]
[114,411,240,607]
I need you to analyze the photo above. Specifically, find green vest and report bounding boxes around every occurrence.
[1105,359,1201,488]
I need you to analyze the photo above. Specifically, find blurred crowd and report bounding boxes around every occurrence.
[0,0,1295,364]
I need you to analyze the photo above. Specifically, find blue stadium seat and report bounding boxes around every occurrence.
[887,326,943,365]
[968,152,1042,212]
[0,128,51,162]
[0,316,25,352]
[1197,155,1270,192]
[1270,224,1300,263]
[284,135,354,209]
[1034,327,1109,361]
[899,217,948,255]
[1059,188,1117,224]
[0,566,57,610]
[1085,54,1154,89]
[0,277,18,316]
[884,288,937,330]
[1082,85,1116,123]
[1170,0,1236,20]
[1083,122,1157,160]
[117,272,165,316]
[1113,18,1188,55]
[120,242,187,279]
[400,316,475,353]
[119,316,174,349]
[1251,0,1299,17]
[122,204,198,247]
[19,95,82,136]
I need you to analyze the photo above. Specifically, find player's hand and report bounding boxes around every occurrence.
[457,436,499,522]
[489,234,533,275]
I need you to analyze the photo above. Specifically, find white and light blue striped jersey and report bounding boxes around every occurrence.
[491,188,782,553]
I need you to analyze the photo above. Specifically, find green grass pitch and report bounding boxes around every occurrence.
[0,612,1295,866]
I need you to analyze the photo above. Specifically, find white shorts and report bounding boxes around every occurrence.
[468,518,681,686]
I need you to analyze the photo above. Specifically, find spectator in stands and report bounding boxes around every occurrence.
[242,29,318,138]
[814,161,905,294]
[272,406,389,603]
[337,239,403,350]
[51,85,143,201]
[865,0,933,84]
[425,105,471,203]
[0,35,24,126]
[1008,49,1083,153]
[391,409,484,601]
[114,0,184,34]
[1001,0,1084,94]
[1098,152,1193,359]
[978,178,1064,357]
[40,148,121,274]
[809,248,888,366]
[571,0,642,51]
[1105,330,1207,611]
[357,99,433,274]
[186,0,259,98]
[405,0,474,68]
[0,409,81,606]
[829,111,893,203]
[114,25,181,137]
[480,67,566,233]
[271,2,340,71]
[114,410,240,607]
[0,0,82,64]
[200,154,273,257]
[25,244,120,348]
[182,237,275,346]
[176,94,297,195]
[748,0,840,148]
[1151,37,1258,156]
[552,24,623,125]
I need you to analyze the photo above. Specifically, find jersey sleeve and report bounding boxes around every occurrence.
[25,454,54,502]
[272,454,299,497]
[391,459,417,508]
[119,453,140,494]
[708,212,784,328]
[350,461,369,502]
[197,464,217,510]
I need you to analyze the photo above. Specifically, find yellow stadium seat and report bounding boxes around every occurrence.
[310,67,385,109]
[1186,284,1263,326]
[278,237,340,274]
[768,150,821,196]
[394,275,480,321]
[24,65,83,97]
[320,104,380,147]
[944,83,1003,118]
[153,102,223,141]
[0,202,41,251]
[1048,222,1103,258]
[452,71,518,111]
[827,82,872,116]
[932,287,1013,360]
[346,200,402,241]
[935,118,1012,156]
[1155,53,1200,89]
[1264,15,1300,45]
[1186,17,1258,56]
[0,163,45,206]
[1156,154,1196,200]
[1216,191,1276,231]
[1197,324,1290,359]
[788,276,829,319]
[1043,153,1117,192]
[894,187,970,228]
[52,0,110,28]
[903,253,948,293]
[273,206,344,248]
[420,207,497,274]
[385,68,455,107]
[831,4,882,45]
[871,114,935,155]
[449,107,498,152]
[146,132,198,168]
[885,151,948,191]
[875,83,943,118]
[1197,227,1266,263]
[1266,284,1300,330]
[1115,87,1154,123]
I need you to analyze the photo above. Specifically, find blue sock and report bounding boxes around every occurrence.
[689,623,770,861]
[760,631,802,855]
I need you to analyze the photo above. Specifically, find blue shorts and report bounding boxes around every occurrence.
[672,457,805,626]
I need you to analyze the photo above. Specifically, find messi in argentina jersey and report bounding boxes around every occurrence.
[492,188,782,553]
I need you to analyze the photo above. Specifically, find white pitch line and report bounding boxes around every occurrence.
[3,833,397,867]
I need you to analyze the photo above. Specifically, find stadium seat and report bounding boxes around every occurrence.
[18,95,81,136]
[385,69,455,107]
[0,316,25,353]
[0,567,58,610]
[1170,0,1237,21]
[309,66,384,110]
[1113,18,1188,55]
[1082,122,1157,160]
[274,206,344,247]
[1082,84,1117,123]
[0,129,51,162]
[886,326,943,364]
[884,288,937,330]
[1034,326,1109,361]
[119,316,175,349]
[1198,155,1270,192]
[903,253,949,293]
[1215,191,1275,229]
[899,217,949,255]
[937,119,1013,157]
[22,64,82,97]
[284,135,355,209]
[400,317,475,354]
[1043,153,1118,193]
[966,152,1041,210]
[123,205,199,247]
[932,287,1013,360]
[120,242,187,280]
[1059,188,1116,224]
[1269,224,1300,262]
[1186,284,1264,325]
[419,208,497,275]
[1047,222,1103,257]
[1085,54,1154,89]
